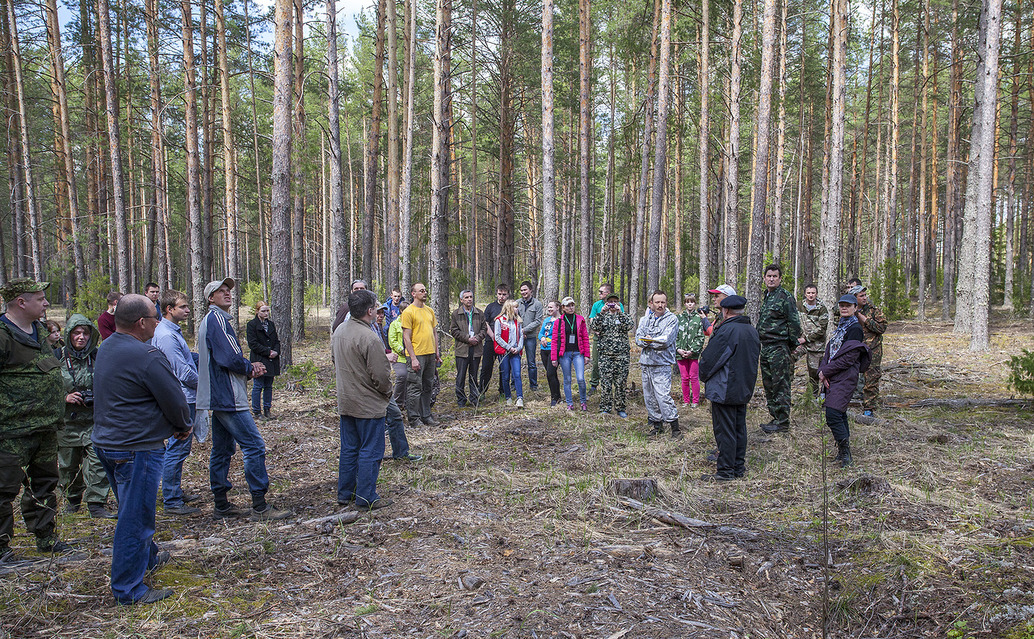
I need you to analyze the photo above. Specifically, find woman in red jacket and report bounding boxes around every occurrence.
[551,297,591,410]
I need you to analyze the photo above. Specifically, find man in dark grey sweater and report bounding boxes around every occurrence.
[92,294,192,605]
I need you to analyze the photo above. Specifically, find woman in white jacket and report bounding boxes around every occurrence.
[493,300,525,408]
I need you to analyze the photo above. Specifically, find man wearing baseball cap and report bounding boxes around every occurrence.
[706,284,736,331]
[197,278,291,522]
[847,285,887,417]
[0,278,72,562]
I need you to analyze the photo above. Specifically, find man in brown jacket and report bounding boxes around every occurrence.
[332,289,393,511]
[449,290,487,407]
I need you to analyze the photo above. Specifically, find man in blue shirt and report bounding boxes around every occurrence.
[151,290,201,516]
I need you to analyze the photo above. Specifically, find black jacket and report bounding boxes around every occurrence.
[698,314,761,405]
[246,317,282,377]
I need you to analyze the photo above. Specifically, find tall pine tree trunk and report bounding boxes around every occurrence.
[386,0,400,289]
[578,0,593,310]
[818,0,847,308]
[363,0,386,282]
[217,0,239,325]
[327,0,347,310]
[271,0,294,363]
[646,0,671,295]
[182,0,205,326]
[292,0,305,339]
[541,0,558,302]
[399,0,416,296]
[429,0,452,321]
[724,0,742,288]
[697,0,709,301]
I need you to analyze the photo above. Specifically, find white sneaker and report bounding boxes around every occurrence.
[515,398,524,408]
[505,397,513,406]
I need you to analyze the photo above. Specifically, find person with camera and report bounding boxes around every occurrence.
[58,314,115,519]
[588,294,632,417]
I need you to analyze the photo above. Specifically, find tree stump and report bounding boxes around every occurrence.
[607,478,659,502]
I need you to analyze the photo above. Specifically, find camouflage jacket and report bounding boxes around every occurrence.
[757,287,802,347]
[857,302,887,351]
[798,301,829,353]
[675,311,706,360]
[60,314,100,435]
[588,311,632,357]
[0,315,65,438]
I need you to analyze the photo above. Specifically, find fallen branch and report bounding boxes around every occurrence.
[617,497,759,540]
[303,511,360,533]
[903,397,1032,409]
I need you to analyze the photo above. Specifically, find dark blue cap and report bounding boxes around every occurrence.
[838,294,858,305]
[720,295,747,309]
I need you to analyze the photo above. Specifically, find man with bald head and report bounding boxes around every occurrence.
[92,293,193,604]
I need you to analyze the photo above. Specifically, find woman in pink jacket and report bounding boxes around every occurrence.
[551,297,591,410]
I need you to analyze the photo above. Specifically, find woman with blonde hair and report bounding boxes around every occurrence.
[246,300,281,419]
[493,299,525,408]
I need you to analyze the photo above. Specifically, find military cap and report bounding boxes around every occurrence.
[719,295,747,309]
[1,277,50,302]
[847,285,866,295]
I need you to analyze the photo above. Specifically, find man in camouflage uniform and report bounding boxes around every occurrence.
[849,285,887,416]
[0,278,71,562]
[758,265,802,434]
[589,294,632,416]
[796,284,829,395]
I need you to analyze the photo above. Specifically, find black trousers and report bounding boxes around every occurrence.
[478,345,502,397]
[825,406,850,443]
[711,402,747,479]
[540,349,561,402]
[455,353,481,406]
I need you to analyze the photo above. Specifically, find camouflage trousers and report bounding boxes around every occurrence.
[805,351,822,394]
[0,431,59,549]
[597,353,629,413]
[58,442,111,507]
[760,343,794,427]
[862,344,883,410]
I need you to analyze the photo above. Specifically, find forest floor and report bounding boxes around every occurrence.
[2,313,1034,639]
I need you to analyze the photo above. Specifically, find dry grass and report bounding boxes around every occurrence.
[2,316,1034,638]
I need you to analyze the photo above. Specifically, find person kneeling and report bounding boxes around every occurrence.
[818,294,872,468]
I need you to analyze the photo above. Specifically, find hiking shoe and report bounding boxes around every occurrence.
[567,404,574,410]
[515,398,524,409]
[124,587,174,606]
[505,397,513,406]
[706,448,719,462]
[148,550,171,574]
[580,402,588,412]
[422,416,439,426]
[213,503,245,520]
[63,501,81,514]
[182,493,201,503]
[394,453,422,462]
[648,421,664,436]
[356,498,393,512]
[699,473,736,482]
[617,411,627,418]
[165,504,200,516]
[37,539,73,554]
[760,422,790,434]
[88,504,117,519]
[251,505,293,522]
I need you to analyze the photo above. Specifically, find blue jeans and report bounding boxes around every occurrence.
[209,410,269,501]
[162,404,196,508]
[499,352,524,400]
[251,376,274,413]
[524,338,539,389]
[385,399,410,458]
[338,415,385,506]
[559,351,587,405]
[95,447,165,604]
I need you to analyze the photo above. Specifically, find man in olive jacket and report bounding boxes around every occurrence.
[449,290,486,407]
[333,289,394,511]
[699,296,761,481]
[0,278,71,562]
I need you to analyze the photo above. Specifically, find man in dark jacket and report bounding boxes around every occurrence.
[92,294,193,605]
[818,294,871,467]
[449,290,486,407]
[479,285,509,399]
[757,264,801,433]
[698,295,761,481]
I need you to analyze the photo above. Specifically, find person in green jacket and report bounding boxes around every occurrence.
[58,314,115,519]
[387,301,410,408]
[675,294,709,407]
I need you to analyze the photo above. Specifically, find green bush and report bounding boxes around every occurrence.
[870,259,911,320]
[71,274,115,318]
[1007,349,1034,397]
[238,281,267,310]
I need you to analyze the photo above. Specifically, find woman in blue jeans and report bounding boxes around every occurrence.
[493,300,525,408]
[550,296,591,410]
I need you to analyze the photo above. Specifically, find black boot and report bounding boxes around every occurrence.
[668,418,683,439]
[835,439,853,467]
[648,420,664,436]
[263,408,271,420]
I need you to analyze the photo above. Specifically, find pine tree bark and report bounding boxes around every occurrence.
[429,0,452,321]
[578,0,594,311]
[292,0,305,340]
[541,0,559,302]
[216,0,239,325]
[818,0,847,309]
[697,1,709,301]
[385,0,400,290]
[943,0,962,319]
[363,0,386,283]
[399,0,416,297]
[917,0,930,320]
[271,0,294,364]
[327,0,347,310]
[145,0,164,287]
[884,0,900,265]
[724,0,742,288]
[1003,0,1020,311]
[772,0,788,265]
[244,0,268,296]
[181,0,205,326]
[744,0,777,319]
[646,0,671,296]
[497,0,516,287]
